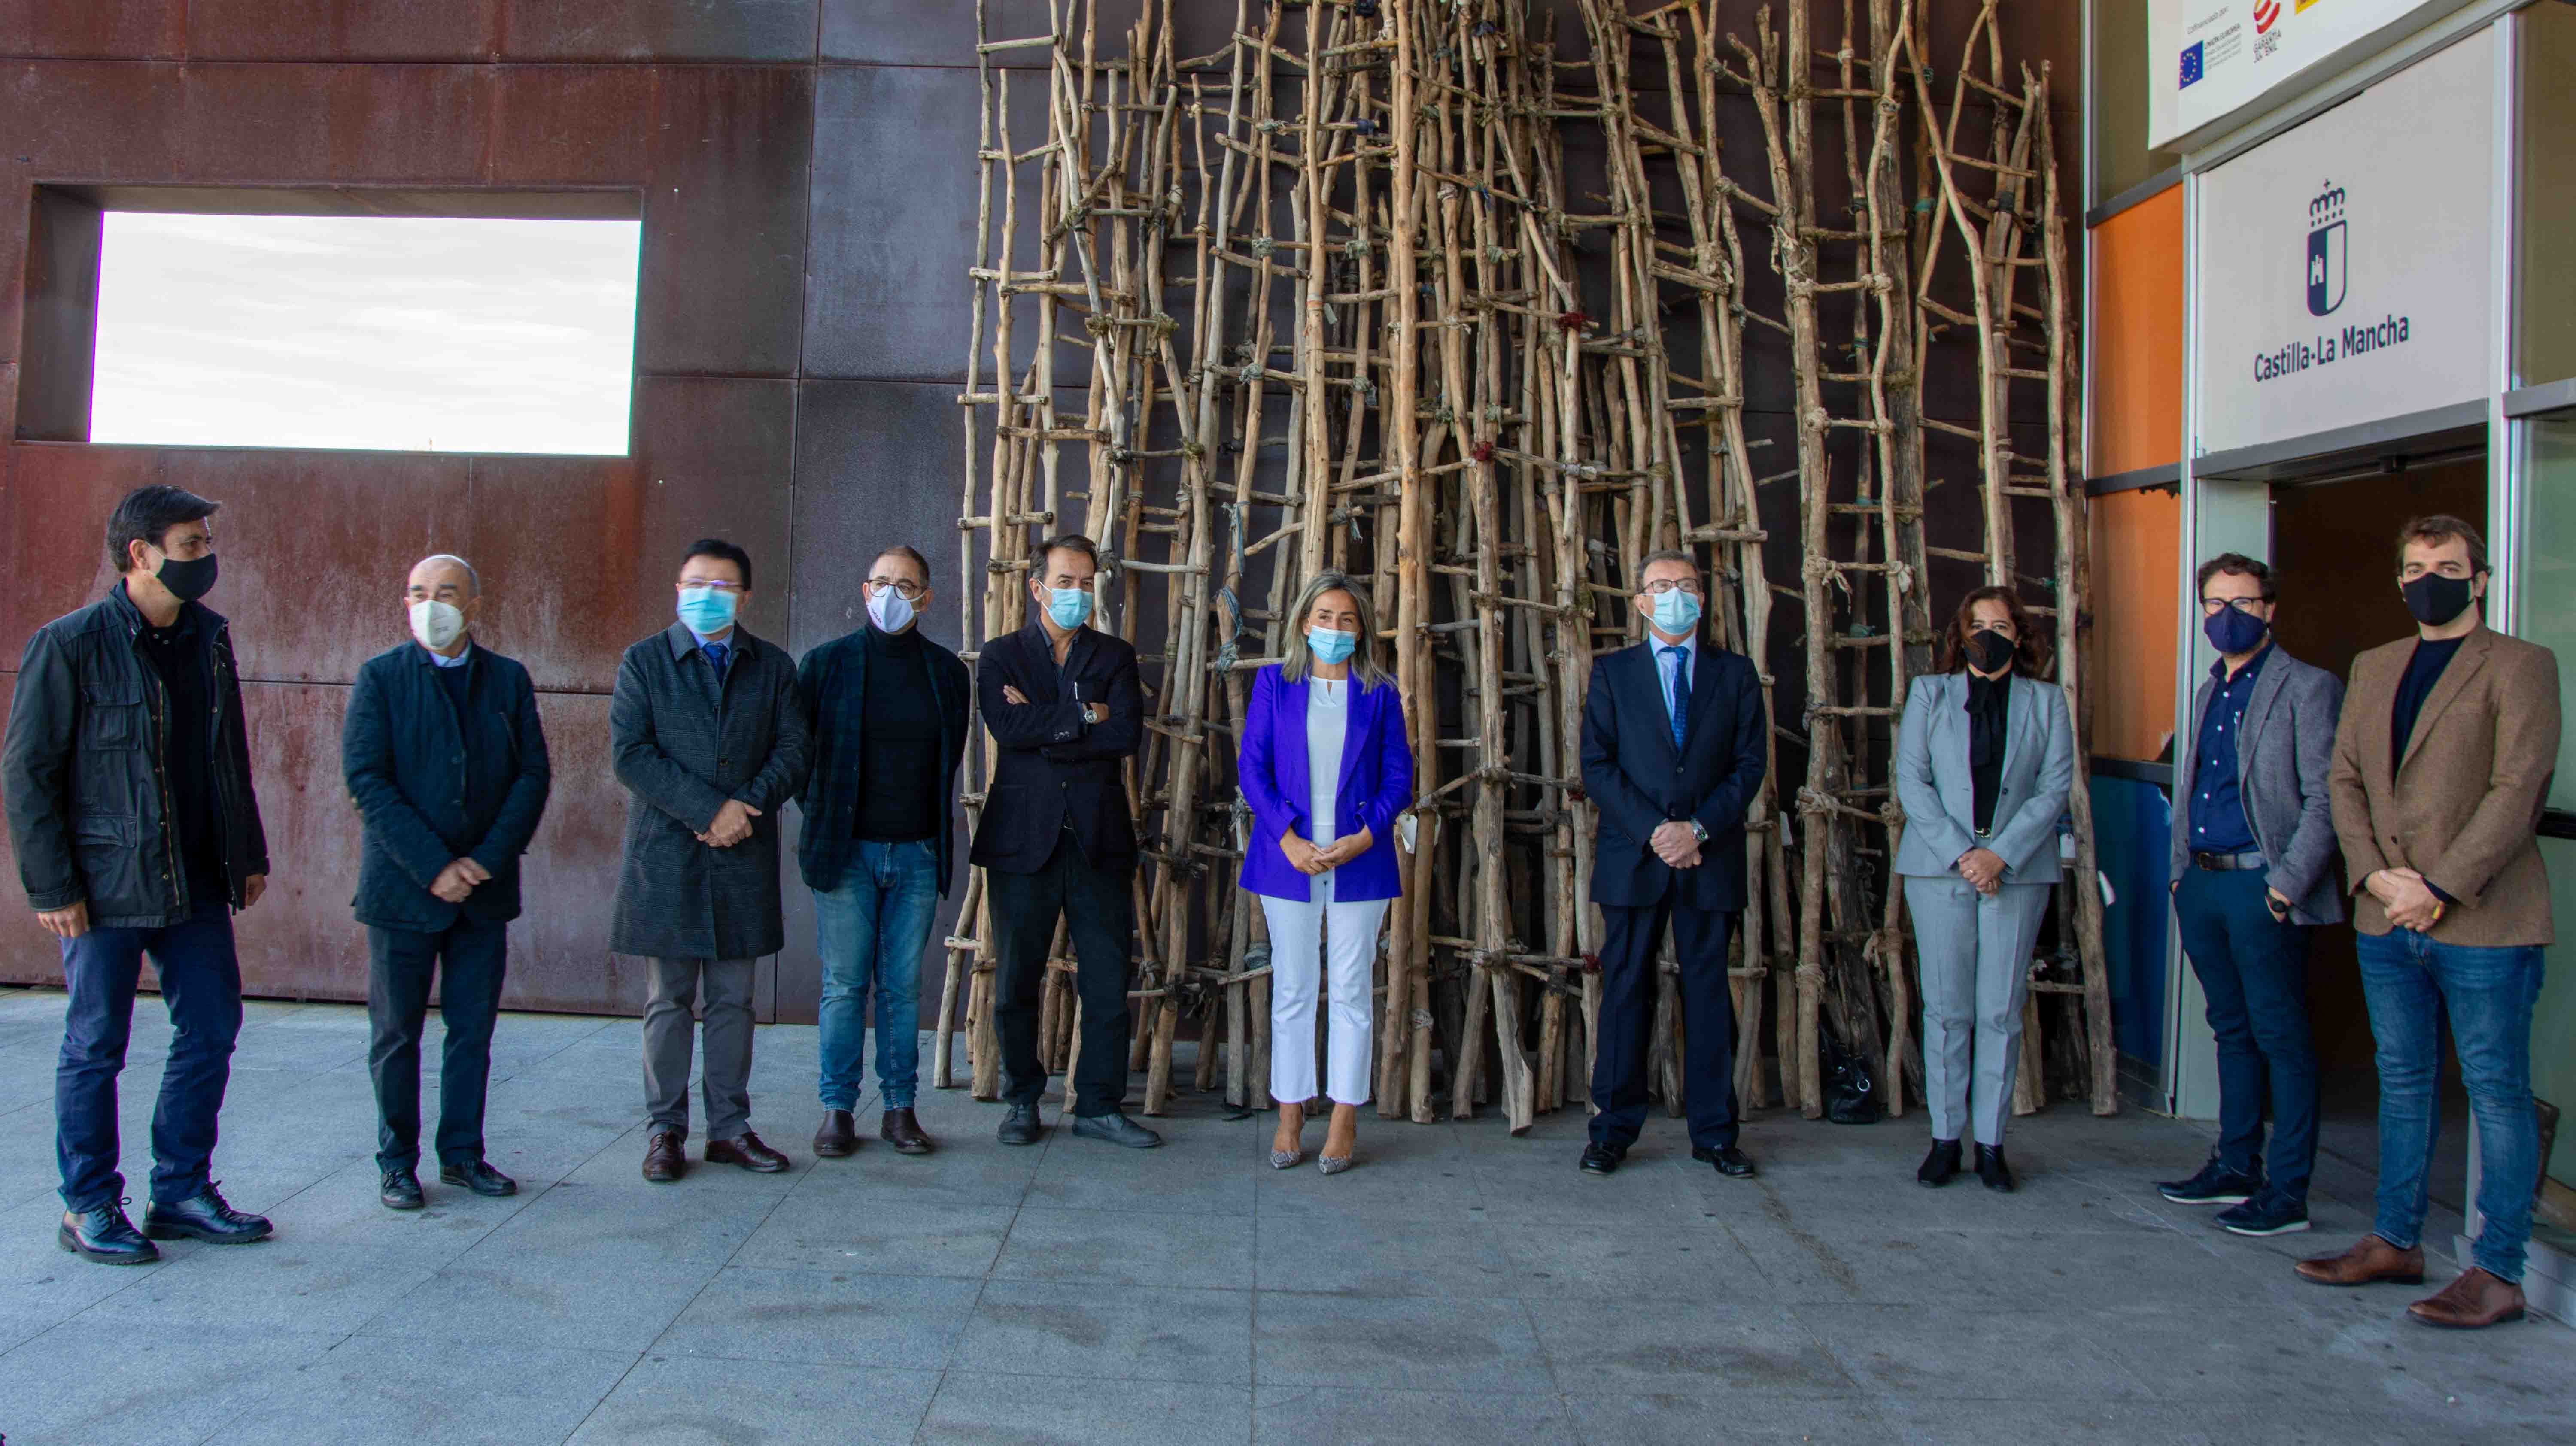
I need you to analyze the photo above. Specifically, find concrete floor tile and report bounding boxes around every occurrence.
[1025,1129,1256,1214]
[1881,1398,2391,1446]
[653,1264,981,1366]
[1464,1145,1707,1226]
[1255,1384,1577,1445]
[0,1194,167,1352]
[1258,1213,1514,1298]
[995,1206,1256,1290]
[81,1238,439,1337]
[264,1157,536,1262]
[733,1194,1015,1276]
[918,1372,1255,1444]
[470,1176,784,1264]
[784,1133,1042,1207]
[1255,1292,1549,1393]
[367,1251,726,1353]
[1791,1301,2152,1402]
[956,1279,1255,1384]
[0,1318,340,1446]
[213,1335,637,1446]
[1564,1391,1897,1446]
[1255,1137,1486,1222]
[564,1354,940,1445]
[1488,1218,1762,1301]
[1528,1298,1859,1396]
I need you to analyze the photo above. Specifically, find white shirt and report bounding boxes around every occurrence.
[428,642,472,670]
[1306,676,1349,904]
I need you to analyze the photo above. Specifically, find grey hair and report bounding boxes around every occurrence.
[417,553,481,596]
[1637,547,1695,579]
[1279,570,1389,689]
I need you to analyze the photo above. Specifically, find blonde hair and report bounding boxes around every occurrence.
[1280,571,1389,689]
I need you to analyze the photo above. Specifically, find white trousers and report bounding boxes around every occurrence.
[1259,892,1388,1107]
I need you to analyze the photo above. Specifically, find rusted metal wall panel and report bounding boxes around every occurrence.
[180,0,502,61]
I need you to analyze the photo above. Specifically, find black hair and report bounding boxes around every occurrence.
[680,537,753,591]
[1034,533,1100,577]
[2194,552,2276,602]
[106,485,219,574]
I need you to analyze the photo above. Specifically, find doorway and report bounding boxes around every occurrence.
[2265,451,2486,1214]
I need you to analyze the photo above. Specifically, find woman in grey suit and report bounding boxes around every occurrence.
[1892,587,2074,1192]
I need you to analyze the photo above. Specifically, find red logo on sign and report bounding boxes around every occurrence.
[2254,0,2281,33]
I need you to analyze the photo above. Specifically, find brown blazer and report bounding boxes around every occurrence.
[2327,625,2560,946]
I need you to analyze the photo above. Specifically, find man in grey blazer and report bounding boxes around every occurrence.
[611,539,811,1182]
[2155,555,2342,1237]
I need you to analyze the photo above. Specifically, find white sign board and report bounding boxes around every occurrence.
[2193,36,2491,457]
[2150,0,2453,149]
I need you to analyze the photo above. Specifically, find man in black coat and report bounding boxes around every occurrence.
[1577,549,1768,1180]
[3,485,274,1263]
[971,534,1160,1149]
[611,539,811,1182]
[343,554,551,1211]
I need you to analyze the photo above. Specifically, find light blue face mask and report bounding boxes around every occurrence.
[1045,586,1094,630]
[1650,588,1701,637]
[677,585,739,635]
[1306,626,1357,666]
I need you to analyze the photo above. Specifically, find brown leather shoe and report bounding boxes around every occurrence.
[705,1131,792,1173]
[2408,1268,2527,1330]
[813,1110,860,1158]
[880,1106,936,1156]
[642,1130,687,1183]
[2294,1234,2426,1287]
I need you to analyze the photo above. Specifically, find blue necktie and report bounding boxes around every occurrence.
[704,641,730,676]
[1663,646,1689,747]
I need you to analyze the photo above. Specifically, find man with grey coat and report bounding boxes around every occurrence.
[2155,553,2343,1237]
[611,539,811,1182]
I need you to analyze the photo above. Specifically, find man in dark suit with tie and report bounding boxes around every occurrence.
[1577,549,1768,1179]
[972,534,1160,1150]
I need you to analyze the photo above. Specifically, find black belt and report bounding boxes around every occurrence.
[2190,850,2266,871]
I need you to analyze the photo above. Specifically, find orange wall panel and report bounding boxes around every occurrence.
[2088,487,2180,763]
[2090,187,2184,479]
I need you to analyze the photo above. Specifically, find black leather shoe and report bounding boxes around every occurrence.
[1071,1111,1164,1149]
[1917,1138,1962,1188]
[143,1183,273,1243]
[1975,1143,2016,1194]
[1579,1142,1625,1176]
[1692,1145,1758,1179]
[643,1130,687,1183]
[996,1103,1044,1147]
[440,1160,518,1197]
[813,1109,860,1158]
[705,1132,793,1173]
[380,1169,425,1211]
[880,1106,936,1155]
[58,1200,158,1265]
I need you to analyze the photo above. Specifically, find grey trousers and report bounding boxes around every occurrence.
[1902,875,2050,1147]
[642,956,756,1142]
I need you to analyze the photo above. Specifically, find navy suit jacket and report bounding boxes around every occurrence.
[341,642,551,933]
[1580,638,1768,910]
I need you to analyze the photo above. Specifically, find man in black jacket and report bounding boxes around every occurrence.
[1577,549,1768,1181]
[972,534,1159,1149]
[3,485,274,1264]
[343,554,551,1211]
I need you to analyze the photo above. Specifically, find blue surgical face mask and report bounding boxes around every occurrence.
[1045,586,1094,630]
[1306,626,1357,666]
[1650,588,1701,637]
[677,585,739,635]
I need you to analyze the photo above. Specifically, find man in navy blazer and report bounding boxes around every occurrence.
[1577,549,1768,1179]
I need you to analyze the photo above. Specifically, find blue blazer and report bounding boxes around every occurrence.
[1236,664,1412,902]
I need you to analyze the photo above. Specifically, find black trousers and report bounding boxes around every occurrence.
[987,828,1136,1116]
[1591,887,1739,1151]
[368,915,508,1171]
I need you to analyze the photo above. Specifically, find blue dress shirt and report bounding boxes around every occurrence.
[2187,643,2269,855]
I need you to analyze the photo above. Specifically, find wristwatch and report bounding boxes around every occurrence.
[1688,820,1708,843]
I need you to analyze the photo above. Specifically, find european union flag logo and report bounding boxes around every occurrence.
[2180,42,2205,88]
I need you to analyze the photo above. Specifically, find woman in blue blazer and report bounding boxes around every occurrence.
[1891,587,2074,1193]
[1237,572,1413,1173]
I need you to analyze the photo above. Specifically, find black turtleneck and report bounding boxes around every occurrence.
[1965,671,2010,836]
[856,625,942,843]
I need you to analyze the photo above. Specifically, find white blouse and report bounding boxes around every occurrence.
[1306,676,1349,903]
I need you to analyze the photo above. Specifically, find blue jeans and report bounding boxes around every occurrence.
[55,903,243,1211]
[815,839,939,1111]
[2353,928,2546,1282]
[2173,867,2318,1202]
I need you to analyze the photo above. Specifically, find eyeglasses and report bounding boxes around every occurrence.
[677,579,746,594]
[2198,597,2265,615]
[869,577,927,600]
[1639,578,1702,597]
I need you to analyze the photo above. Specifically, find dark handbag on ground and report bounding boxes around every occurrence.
[1820,1031,1883,1124]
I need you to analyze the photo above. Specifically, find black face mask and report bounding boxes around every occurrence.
[154,552,219,604]
[2401,573,2474,628]
[1965,629,2016,674]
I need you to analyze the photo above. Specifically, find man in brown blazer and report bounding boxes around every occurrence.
[2299,515,2557,1331]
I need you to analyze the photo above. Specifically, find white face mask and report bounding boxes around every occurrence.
[409,599,467,652]
[867,584,917,634]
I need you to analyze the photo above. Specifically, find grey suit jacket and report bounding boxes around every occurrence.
[2168,646,2346,925]
[1891,671,2074,885]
